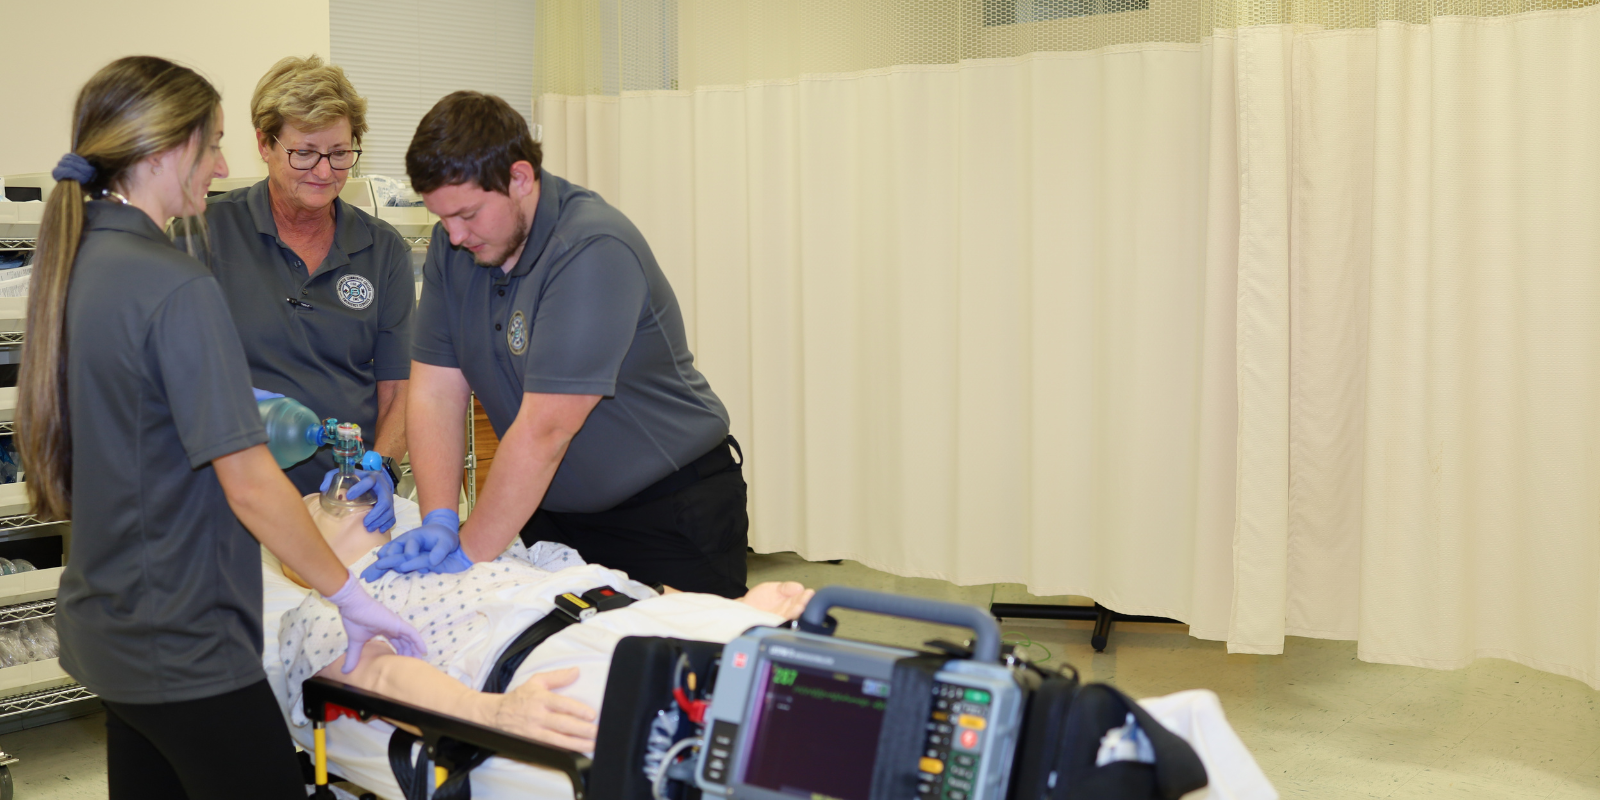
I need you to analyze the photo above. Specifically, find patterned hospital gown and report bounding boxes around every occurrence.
[274,541,650,726]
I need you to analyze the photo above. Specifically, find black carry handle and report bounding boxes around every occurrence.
[800,586,1003,664]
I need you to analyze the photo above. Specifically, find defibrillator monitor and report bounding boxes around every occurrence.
[697,587,1024,800]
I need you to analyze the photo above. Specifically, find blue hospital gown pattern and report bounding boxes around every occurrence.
[275,541,590,722]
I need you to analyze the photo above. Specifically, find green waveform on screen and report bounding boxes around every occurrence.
[793,684,888,711]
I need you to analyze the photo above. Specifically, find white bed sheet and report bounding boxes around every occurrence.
[261,499,576,800]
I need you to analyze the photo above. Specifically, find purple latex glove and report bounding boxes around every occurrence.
[327,570,427,673]
[252,387,284,402]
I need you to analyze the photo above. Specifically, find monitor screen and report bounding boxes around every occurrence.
[740,660,892,800]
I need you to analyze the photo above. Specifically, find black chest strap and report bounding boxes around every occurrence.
[481,586,638,694]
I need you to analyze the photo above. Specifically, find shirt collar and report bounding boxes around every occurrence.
[503,169,562,280]
[245,178,374,262]
[83,200,175,247]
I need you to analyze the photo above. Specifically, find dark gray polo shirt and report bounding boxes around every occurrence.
[414,171,729,513]
[196,180,414,493]
[56,201,269,704]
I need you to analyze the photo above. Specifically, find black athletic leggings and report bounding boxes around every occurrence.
[102,679,304,800]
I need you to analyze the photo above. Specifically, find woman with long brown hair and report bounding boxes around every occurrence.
[18,56,424,798]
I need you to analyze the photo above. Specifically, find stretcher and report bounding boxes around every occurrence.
[263,501,776,800]
[262,502,591,799]
[264,501,1269,800]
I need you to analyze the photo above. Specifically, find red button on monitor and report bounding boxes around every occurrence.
[960,729,979,749]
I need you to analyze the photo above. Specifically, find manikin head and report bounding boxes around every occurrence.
[407,91,542,270]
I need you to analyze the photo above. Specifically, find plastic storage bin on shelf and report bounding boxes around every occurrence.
[0,566,61,608]
[0,658,72,699]
[0,485,28,520]
[377,205,436,239]
[0,568,71,699]
[0,299,22,326]
[0,200,43,242]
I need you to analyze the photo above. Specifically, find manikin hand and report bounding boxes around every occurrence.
[494,667,599,752]
[738,581,815,620]
[327,571,427,672]
[362,509,471,581]
[323,467,396,533]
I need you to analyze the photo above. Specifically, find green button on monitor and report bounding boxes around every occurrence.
[963,688,991,705]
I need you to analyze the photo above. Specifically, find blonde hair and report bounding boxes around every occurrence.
[20,56,220,521]
[251,55,368,144]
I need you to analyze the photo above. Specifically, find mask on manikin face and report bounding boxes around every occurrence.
[321,422,376,517]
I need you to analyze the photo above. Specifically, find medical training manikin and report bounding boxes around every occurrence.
[274,487,813,753]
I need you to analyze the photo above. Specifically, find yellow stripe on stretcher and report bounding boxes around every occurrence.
[437,766,448,787]
[314,727,328,785]
[561,593,590,609]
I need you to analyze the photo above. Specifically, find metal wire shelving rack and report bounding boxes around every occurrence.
[0,236,91,794]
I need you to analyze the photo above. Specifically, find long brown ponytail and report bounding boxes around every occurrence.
[18,57,220,521]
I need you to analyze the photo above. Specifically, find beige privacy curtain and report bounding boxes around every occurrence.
[542,0,1245,639]
[535,0,1600,686]
[1267,11,1600,688]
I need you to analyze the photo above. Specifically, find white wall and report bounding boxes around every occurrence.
[3,0,330,179]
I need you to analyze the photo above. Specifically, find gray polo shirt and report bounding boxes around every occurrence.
[414,171,729,513]
[196,180,414,493]
[56,201,269,704]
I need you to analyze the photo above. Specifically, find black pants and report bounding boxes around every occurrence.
[523,437,749,597]
[102,679,304,800]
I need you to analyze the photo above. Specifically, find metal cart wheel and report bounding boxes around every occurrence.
[0,762,14,800]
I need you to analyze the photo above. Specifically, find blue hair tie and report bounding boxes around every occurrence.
[52,153,97,184]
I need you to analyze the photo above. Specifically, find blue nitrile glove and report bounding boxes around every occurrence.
[361,509,470,581]
[416,546,473,576]
[322,466,396,533]
[326,570,427,673]
[252,387,284,402]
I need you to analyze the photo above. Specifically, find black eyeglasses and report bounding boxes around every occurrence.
[274,137,361,171]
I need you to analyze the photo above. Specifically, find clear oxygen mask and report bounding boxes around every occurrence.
[320,422,375,517]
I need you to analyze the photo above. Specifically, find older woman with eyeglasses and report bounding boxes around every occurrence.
[195,56,414,534]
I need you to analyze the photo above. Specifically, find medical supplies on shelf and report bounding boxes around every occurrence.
[0,615,56,667]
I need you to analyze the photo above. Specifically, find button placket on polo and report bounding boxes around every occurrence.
[491,277,512,345]
[280,245,315,308]
[483,273,521,392]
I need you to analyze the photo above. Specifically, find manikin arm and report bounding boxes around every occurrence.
[321,640,600,752]
[308,583,814,750]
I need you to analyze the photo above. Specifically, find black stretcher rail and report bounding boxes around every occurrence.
[303,676,592,800]
[989,602,1185,652]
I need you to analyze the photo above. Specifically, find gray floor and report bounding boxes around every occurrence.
[5,552,1599,799]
